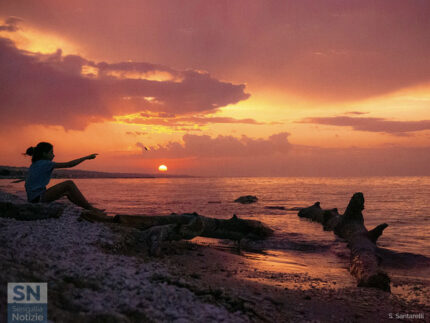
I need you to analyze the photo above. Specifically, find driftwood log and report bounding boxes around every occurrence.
[81,211,274,255]
[0,201,64,220]
[113,213,274,240]
[298,192,390,292]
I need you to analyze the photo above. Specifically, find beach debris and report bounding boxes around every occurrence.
[234,195,258,204]
[298,193,391,292]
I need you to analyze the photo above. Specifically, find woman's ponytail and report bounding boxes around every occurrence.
[24,142,53,163]
[25,147,35,156]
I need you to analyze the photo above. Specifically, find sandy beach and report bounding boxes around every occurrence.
[0,189,429,322]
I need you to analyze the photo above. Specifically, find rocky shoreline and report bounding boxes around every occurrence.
[0,190,429,322]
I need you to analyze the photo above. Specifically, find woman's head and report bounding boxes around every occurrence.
[25,142,54,163]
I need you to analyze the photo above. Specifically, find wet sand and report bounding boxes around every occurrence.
[155,240,429,322]
[0,190,429,322]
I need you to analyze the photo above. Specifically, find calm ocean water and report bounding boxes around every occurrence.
[1,176,429,285]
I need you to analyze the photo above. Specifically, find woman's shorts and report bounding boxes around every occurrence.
[29,192,44,203]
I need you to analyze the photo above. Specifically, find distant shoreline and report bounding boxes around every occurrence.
[0,165,194,179]
[2,165,430,179]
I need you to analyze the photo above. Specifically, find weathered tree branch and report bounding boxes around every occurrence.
[298,193,390,292]
[80,211,274,255]
[112,212,274,241]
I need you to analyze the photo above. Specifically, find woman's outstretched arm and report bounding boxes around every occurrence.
[54,154,98,169]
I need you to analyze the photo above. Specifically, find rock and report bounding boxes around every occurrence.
[234,195,258,204]
[0,201,64,220]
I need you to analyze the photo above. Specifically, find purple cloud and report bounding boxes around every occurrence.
[133,132,430,176]
[122,115,271,129]
[137,132,291,158]
[0,37,250,129]
[2,2,429,101]
[345,111,369,115]
[299,116,430,135]
[0,17,22,32]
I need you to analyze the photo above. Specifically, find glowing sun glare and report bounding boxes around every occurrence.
[158,165,168,172]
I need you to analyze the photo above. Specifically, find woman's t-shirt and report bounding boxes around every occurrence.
[25,160,56,201]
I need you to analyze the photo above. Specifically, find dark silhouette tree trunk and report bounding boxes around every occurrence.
[298,193,390,292]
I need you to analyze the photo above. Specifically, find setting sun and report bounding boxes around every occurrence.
[158,165,168,172]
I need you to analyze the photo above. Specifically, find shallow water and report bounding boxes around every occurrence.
[2,176,430,289]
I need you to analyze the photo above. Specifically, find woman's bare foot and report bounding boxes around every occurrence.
[80,209,112,223]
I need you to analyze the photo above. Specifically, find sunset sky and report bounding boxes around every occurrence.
[1,0,430,176]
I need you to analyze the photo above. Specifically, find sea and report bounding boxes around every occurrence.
[1,176,429,292]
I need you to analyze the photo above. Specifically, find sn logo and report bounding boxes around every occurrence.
[13,285,41,302]
[7,283,47,304]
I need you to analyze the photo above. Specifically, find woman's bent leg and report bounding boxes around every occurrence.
[42,180,97,210]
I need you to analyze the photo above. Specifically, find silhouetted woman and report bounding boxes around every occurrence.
[25,142,104,212]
